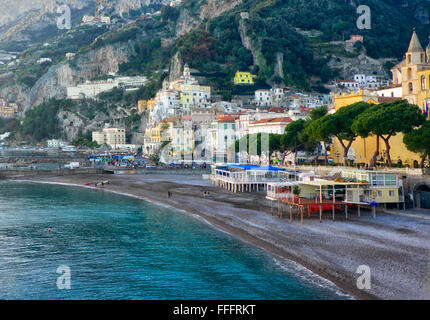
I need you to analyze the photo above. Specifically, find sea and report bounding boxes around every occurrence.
[0,181,350,299]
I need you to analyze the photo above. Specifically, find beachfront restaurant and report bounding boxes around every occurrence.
[265,170,405,224]
[266,179,369,223]
[211,164,296,193]
[341,170,405,207]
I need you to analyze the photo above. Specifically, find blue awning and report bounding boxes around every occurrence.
[226,164,286,171]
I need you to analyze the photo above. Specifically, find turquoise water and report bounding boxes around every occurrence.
[0,182,347,300]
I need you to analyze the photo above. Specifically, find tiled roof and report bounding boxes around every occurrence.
[250,117,293,125]
[268,107,285,113]
[378,97,402,103]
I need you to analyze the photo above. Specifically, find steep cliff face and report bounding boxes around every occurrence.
[0,0,91,27]
[199,0,242,20]
[176,0,243,37]
[238,16,257,66]
[175,7,200,37]
[169,52,183,82]
[96,0,168,16]
[25,43,133,109]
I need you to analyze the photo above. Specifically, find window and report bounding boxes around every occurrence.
[389,191,395,197]
[224,124,228,129]
[422,76,427,90]
[407,68,412,79]
[407,54,411,64]
[377,191,382,197]
[409,82,413,93]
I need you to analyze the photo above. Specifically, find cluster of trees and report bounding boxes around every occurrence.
[20,99,76,141]
[403,121,430,171]
[72,130,99,149]
[236,101,429,169]
[119,37,170,76]
[258,0,424,60]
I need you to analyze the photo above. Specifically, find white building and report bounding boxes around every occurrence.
[377,85,403,98]
[235,110,290,140]
[68,80,118,99]
[255,89,272,107]
[150,89,180,123]
[248,117,293,135]
[37,57,52,64]
[47,139,66,148]
[209,116,238,163]
[339,74,391,90]
[67,76,147,100]
[170,120,194,160]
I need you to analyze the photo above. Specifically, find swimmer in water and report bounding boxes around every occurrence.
[48,228,51,232]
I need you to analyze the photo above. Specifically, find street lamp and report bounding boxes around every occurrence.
[335,151,340,166]
[224,136,228,164]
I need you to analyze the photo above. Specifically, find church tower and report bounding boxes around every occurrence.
[426,36,430,64]
[401,30,426,105]
[406,29,425,65]
[183,64,191,81]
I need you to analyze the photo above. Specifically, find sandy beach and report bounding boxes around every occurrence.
[10,172,430,300]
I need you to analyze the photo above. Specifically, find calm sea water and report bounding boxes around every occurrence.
[0,182,348,300]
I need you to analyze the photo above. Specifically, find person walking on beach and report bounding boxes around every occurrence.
[168,191,171,198]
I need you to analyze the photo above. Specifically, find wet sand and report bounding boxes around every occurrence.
[11,173,430,300]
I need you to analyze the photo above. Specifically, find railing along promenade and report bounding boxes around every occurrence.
[283,165,427,176]
[0,167,103,179]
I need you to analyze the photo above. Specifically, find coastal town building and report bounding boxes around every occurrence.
[255,89,272,107]
[248,117,293,135]
[92,127,126,149]
[67,76,147,100]
[47,139,66,149]
[0,105,15,118]
[144,123,165,155]
[391,30,430,118]
[234,71,256,85]
[211,164,295,193]
[209,114,239,163]
[377,85,403,98]
[37,57,52,64]
[0,99,18,118]
[265,169,405,223]
[339,74,391,90]
[169,119,195,161]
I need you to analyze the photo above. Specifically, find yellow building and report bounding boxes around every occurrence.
[92,127,126,149]
[234,71,256,85]
[331,31,430,167]
[137,99,155,113]
[332,89,421,166]
[0,105,15,118]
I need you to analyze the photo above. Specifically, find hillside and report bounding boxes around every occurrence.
[0,0,429,142]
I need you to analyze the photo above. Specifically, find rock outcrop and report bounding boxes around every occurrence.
[25,43,132,109]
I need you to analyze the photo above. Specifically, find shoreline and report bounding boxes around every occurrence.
[8,178,367,299]
[6,174,430,300]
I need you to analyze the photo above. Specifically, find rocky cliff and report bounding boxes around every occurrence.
[25,43,133,109]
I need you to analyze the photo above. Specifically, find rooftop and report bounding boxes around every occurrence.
[250,117,293,125]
